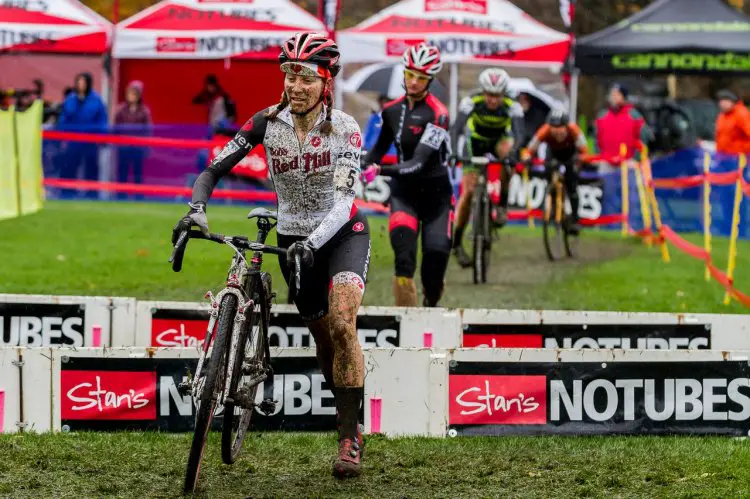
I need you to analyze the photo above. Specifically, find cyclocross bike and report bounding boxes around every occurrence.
[536,158,578,261]
[169,207,302,494]
[455,155,508,284]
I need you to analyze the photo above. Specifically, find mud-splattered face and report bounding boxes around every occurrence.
[284,73,326,114]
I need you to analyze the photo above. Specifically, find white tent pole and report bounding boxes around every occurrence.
[335,65,345,111]
[569,69,579,123]
[449,62,458,123]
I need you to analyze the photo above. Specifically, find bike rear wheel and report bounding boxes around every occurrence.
[542,181,566,262]
[184,294,235,494]
[472,186,491,284]
[221,280,270,464]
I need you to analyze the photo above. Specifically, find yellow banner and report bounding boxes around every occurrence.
[15,100,44,215]
[0,106,19,221]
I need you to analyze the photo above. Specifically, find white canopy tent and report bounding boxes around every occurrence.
[0,0,111,54]
[112,0,324,59]
[337,0,570,119]
[0,0,112,103]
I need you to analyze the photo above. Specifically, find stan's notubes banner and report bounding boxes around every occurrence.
[60,356,349,432]
[449,360,750,436]
[462,323,711,349]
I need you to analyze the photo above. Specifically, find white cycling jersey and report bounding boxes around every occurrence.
[192,106,363,250]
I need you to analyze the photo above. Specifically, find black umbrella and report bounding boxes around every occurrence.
[341,62,449,103]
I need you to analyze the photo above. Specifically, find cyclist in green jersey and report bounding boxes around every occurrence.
[449,68,523,268]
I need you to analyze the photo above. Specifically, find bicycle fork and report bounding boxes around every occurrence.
[184,287,255,404]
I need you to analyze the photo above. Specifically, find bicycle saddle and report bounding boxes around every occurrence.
[247,208,278,221]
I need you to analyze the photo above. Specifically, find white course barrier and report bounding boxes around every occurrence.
[0,294,115,347]
[460,309,750,350]
[129,300,461,350]
[3,293,750,351]
[2,347,434,436]
[6,346,750,437]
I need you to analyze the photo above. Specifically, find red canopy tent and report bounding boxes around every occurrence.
[0,0,112,100]
[337,0,570,118]
[112,0,326,124]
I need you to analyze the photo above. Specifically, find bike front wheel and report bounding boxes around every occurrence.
[221,282,270,464]
[563,214,579,258]
[542,181,566,262]
[184,294,235,494]
[472,188,491,284]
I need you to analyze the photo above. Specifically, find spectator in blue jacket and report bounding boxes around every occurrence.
[57,72,108,199]
[364,94,397,157]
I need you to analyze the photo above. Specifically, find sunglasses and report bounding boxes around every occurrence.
[404,69,430,83]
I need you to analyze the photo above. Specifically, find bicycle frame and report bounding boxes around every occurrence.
[189,219,278,407]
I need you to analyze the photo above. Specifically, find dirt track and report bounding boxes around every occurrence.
[363,228,636,309]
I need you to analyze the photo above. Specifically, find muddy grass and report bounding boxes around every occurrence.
[437,229,636,309]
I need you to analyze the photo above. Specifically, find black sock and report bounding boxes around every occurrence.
[453,226,465,248]
[334,386,363,440]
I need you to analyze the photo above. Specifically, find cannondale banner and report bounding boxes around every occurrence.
[448,360,750,436]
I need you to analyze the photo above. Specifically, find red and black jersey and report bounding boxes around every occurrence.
[363,93,451,180]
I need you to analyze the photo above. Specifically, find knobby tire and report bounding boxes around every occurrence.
[543,181,565,262]
[472,184,491,284]
[184,294,236,494]
[221,278,270,464]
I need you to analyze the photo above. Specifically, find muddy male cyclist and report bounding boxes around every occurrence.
[360,42,453,308]
[522,108,592,235]
[172,32,368,479]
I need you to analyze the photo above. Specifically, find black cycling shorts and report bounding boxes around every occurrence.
[465,136,512,172]
[277,210,371,322]
[389,177,453,277]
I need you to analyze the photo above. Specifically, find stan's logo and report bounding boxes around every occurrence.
[61,371,157,420]
[449,375,546,425]
[462,333,542,348]
[156,37,197,53]
[424,0,488,13]
[386,38,425,56]
[270,147,288,156]
[151,319,207,347]
[349,132,362,149]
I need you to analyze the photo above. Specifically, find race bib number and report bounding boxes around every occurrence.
[420,123,448,150]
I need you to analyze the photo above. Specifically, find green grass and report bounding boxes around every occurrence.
[1,432,750,497]
[0,200,748,313]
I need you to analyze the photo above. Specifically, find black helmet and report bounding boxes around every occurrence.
[279,32,341,78]
[547,108,569,127]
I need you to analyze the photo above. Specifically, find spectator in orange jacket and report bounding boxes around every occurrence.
[594,83,653,173]
[715,90,750,156]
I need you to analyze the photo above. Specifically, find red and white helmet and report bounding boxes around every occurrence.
[279,32,341,78]
[402,43,443,77]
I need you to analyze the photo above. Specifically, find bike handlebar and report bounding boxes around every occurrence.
[169,229,288,273]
